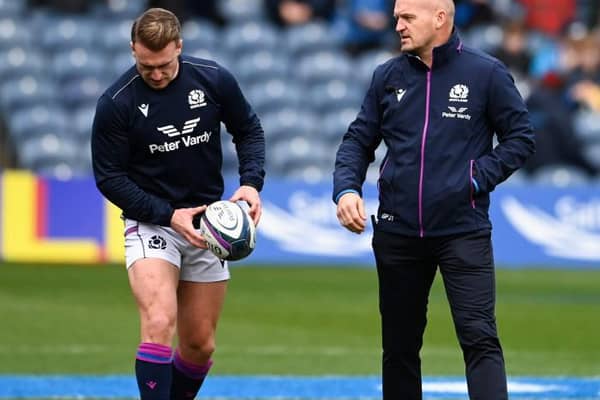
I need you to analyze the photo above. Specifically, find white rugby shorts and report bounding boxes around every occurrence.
[123,218,230,283]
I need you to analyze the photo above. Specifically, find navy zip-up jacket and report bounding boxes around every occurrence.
[92,55,265,227]
[333,31,535,237]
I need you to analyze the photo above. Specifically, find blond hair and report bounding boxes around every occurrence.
[131,8,181,51]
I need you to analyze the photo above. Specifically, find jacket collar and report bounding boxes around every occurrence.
[405,28,463,69]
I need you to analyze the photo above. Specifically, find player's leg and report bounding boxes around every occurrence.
[170,247,230,400]
[128,258,179,400]
[124,219,182,400]
[372,229,437,400]
[171,280,228,400]
[437,230,508,400]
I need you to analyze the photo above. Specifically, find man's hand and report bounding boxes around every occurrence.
[336,192,367,234]
[230,185,262,226]
[170,206,208,249]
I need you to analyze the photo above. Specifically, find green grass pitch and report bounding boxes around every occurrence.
[0,262,599,376]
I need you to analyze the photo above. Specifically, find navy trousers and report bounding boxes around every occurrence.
[372,229,508,400]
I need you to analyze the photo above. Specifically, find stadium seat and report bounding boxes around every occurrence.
[320,107,358,143]
[0,0,26,17]
[217,0,266,23]
[182,19,220,51]
[0,17,32,49]
[39,16,99,52]
[354,48,397,89]
[245,78,302,116]
[17,134,80,174]
[462,24,503,54]
[62,77,106,110]
[307,79,364,115]
[8,105,69,144]
[258,107,319,145]
[283,22,339,57]
[0,46,44,80]
[0,74,57,113]
[233,50,291,87]
[267,135,332,175]
[71,104,98,142]
[573,109,600,143]
[532,165,590,187]
[295,50,353,85]
[93,0,147,19]
[97,18,134,56]
[222,22,279,57]
[51,47,108,85]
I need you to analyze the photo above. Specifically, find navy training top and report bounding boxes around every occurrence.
[92,55,265,226]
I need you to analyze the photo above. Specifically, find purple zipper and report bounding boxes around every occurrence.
[469,159,476,209]
[418,70,432,237]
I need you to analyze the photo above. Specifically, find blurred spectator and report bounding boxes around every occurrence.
[148,0,227,25]
[493,21,532,77]
[454,0,496,30]
[524,78,598,176]
[265,0,336,26]
[28,0,92,13]
[519,0,576,36]
[335,0,394,56]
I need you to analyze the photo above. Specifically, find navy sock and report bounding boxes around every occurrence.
[135,342,173,400]
[170,350,213,400]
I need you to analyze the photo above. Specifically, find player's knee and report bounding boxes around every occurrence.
[144,312,176,339]
[183,337,216,359]
[456,318,499,349]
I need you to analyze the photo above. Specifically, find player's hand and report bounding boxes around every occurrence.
[336,192,367,234]
[230,185,262,226]
[170,206,208,249]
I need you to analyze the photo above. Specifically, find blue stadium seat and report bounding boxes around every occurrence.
[573,109,600,143]
[233,50,290,87]
[18,134,80,174]
[39,16,99,52]
[92,0,147,19]
[8,105,69,144]
[0,17,32,48]
[267,135,333,176]
[182,19,220,51]
[320,107,358,143]
[0,46,44,80]
[245,78,302,116]
[222,22,279,57]
[462,24,503,54]
[71,104,98,142]
[307,79,364,115]
[0,0,26,16]
[283,22,339,57]
[51,47,109,84]
[97,18,134,56]
[62,77,106,109]
[532,165,590,187]
[354,48,396,90]
[295,49,353,85]
[185,46,232,71]
[217,0,266,23]
[0,75,57,112]
[259,107,319,145]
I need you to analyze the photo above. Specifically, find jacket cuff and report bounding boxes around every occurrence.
[335,189,360,204]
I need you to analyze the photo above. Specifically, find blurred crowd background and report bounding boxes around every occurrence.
[0,0,599,186]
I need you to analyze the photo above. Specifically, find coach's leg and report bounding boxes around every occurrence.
[438,231,508,400]
[171,280,228,400]
[128,258,180,400]
[373,230,437,400]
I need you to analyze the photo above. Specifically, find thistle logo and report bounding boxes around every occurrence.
[157,118,200,138]
[188,89,207,109]
[449,84,469,102]
[148,235,167,250]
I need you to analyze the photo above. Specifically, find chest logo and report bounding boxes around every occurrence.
[157,117,201,137]
[188,89,207,109]
[442,106,471,120]
[449,84,469,103]
[138,104,149,117]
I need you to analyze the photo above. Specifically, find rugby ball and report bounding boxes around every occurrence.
[199,200,256,261]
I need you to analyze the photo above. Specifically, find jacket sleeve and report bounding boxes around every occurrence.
[218,67,266,192]
[91,94,174,226]
[475,61,535,193]
[332,70,383,202]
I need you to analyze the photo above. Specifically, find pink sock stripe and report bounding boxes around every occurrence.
[173,351,213,379]
[136,342,173,364]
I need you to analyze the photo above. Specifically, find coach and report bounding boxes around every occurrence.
[332,0,535,399]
